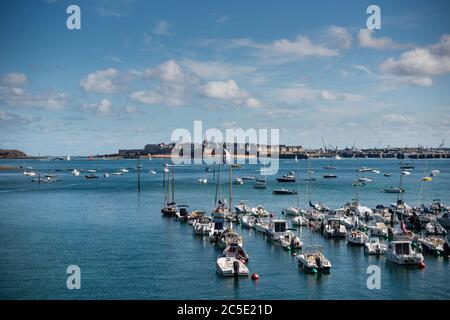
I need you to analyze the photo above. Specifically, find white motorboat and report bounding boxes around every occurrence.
[233,177,244,185]
[253,217,270,234]
[266,219,288,241]
[239,215,257,229]
[323,218,347,238]
[222,243,249,264]
[304,210,324,221]
[113,171,123,176]
[253,178,267,189]
[279,230,303,250]
[346,230,369,245]
[250,205,270,217]
[197,178,207,184]
[235,200,251,215]
[216,257,249,277]
[425,221,447,235]
[416,236,445,255]
[119,168,129,173]
[276,171,296,182]
[358,177,373,182]
[430,169,440,177]
[149,170,156,174]
[23,171,37,177]
[282,207,302,216]
[364,237,387,255]
[402,171,411,176]
[371,169,380,174]
[358,167,373,172]
[193,216,212,235]
[292,215,308,227]
[385,240,424,265]
[103,173,110,178]
[296,249,331,274]
[241,176,256,181]
[381,187,404,194]
[367,222,388,237]
[71,169,80,176]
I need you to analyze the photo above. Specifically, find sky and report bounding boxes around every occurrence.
[0,0,450,155]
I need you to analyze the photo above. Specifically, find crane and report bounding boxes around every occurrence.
[321,137,327,152]
[438,138,445,149]
[374,140,382,150]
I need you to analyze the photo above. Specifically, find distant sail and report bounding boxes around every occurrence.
[66,155,71,161]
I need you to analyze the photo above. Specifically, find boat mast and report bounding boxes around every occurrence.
[137,157,141,193]
[295,155,299,209]
[171,165,175,203]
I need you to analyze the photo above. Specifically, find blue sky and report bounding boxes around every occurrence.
[1,0,449,155]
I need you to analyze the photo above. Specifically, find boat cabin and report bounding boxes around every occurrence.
[389,241,412,255]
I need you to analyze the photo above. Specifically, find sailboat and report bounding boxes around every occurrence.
[161,166,178,217]
[66,155,71,161]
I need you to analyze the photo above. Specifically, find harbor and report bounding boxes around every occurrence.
[0,157,449,299]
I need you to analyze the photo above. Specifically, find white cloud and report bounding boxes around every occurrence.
[1,73,27,87]
[200,80,250,100]
[144,60,189,82]
[245,97,262,108]
[277,86,365,103]
[231,35,339,63]
[0,85,67,110]
[357,29,402,50]
[81,99,112,115]
[181,59,256,80]
[379,34,450,87]
[325,26,352,49]
[382,114,415,124]
[154,20,172,36]
[80,68,124,93]
[352,65,372,75]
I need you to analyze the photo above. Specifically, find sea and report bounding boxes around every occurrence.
[0,157,449,300]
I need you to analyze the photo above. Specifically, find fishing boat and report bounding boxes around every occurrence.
[296,247,331,274]
[175,205,190,222]
[234,200,251,215]
[209,218,226,243]
[233,177,244,185]
[161,167,178,217]
[346,230,369,245]
[219,225,243,249]
[364,236,387,255]
[239,215,257,229]
[222,243,249,264]
[323,218,347,238]
[216,257,249,277]
[193,215,212,235]
[253,178,267,189]
[385,240,424,265]
[323,174,337,179]
[84,173,98,179]
[292,215,308,226]
[276,171,295,182]
[272,188,297,195]
[367,222,388,237]
[425,221,447,235]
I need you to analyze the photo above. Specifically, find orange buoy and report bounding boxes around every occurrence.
[252,273,259,280]
[418,261,426,269]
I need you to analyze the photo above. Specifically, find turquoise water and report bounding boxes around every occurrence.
[0,158,449,300]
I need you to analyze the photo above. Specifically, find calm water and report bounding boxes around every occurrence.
[0,158,449,300]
